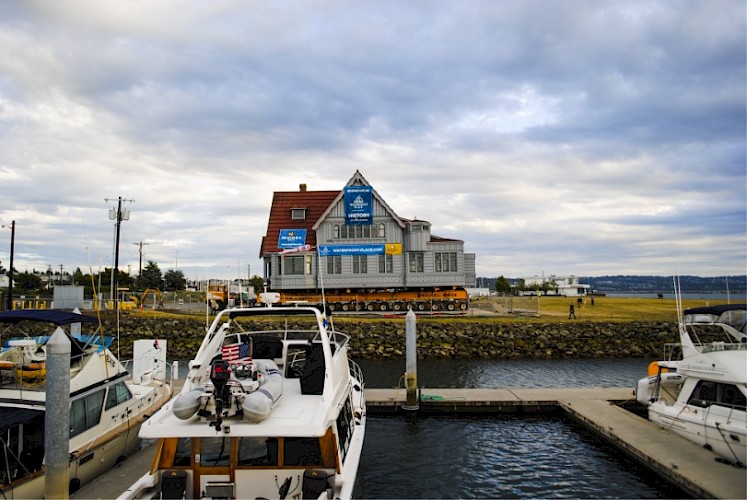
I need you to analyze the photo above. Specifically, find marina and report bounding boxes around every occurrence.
[72,386,747,499]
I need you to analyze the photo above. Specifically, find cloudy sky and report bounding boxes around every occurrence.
[0,0,744,284]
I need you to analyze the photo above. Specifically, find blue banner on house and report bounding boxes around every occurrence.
[278,229,307,248]
[318,244,385,256]
[344,185,373,225]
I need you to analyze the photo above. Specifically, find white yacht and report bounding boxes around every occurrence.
[120,304,366,500]
[0,309,174,498]
[636,303,746,466]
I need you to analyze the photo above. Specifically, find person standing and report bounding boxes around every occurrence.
[568,303,576,319]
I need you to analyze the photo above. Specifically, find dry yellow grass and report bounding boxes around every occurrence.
[469,295,738,322]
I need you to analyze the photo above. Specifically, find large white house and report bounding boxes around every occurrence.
[520,274,591,296]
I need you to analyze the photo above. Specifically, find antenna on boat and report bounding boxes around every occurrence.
[673,275,683,325]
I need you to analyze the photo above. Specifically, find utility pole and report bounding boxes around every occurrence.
[106,197,133,309]
[2,220,15,310]
[134,241,150,290]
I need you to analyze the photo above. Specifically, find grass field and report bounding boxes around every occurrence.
[469,295,740,322]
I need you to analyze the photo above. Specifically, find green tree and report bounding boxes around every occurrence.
[164,269,187,291]
[140,260,164,290]
[249,275,265,294]
[15,271,42,291]
[495,275,512,295]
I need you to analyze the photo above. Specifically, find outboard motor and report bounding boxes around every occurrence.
[210,358,231,431]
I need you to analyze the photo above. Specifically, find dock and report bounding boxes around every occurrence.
[73,387,746,500]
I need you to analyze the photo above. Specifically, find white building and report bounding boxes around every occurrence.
[521,274,591,296]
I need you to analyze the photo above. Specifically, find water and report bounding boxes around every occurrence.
[353,357,651,389]
[605,292,746,300]
[354,414,684,499]
[351,358,688,499]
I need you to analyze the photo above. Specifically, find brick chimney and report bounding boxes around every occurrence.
[299,183,307,192]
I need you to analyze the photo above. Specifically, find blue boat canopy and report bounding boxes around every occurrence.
[0,309,98,325]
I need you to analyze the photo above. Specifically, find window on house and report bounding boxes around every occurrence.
[378,254,393,274]
[326,255,342,274]
[285,255,310,275]
[408,253,424,273]
[333,224,340,239]
[339,224,377,239]
[435,252,457,272]
[353,255,367,274]
[291,208,306,220]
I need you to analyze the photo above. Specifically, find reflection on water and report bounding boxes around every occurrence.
[354,414,686,499]
[351,358,687,498]
[353,357,651,389]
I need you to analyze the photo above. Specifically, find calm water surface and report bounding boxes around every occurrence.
[351,358,687,499]
[353,414,684,499]
[353,357,651,389]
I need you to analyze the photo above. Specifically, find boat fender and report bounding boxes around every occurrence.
[647,361,668,377]
[242,360,283,423]
[173,388,205,420]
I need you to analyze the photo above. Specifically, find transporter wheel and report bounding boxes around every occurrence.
[431,302,440,311]
[367,303,376,311]
[459,302,468,310]
[342,303,350,311]
[393,302,402,311]
[417,302,426,311]
[447,302,456,311]
[379,303,388,311]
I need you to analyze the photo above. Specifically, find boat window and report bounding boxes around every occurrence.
[173,438,192,467]
[283,437,323,466]
[336,398,354,461]
[688,381,747,409]
[200,437,230,467]
[70,389,106,437]
[105,382,132,410]
[238,437,278,466]
[718,384,746,408]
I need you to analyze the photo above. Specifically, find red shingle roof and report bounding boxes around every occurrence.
[259,189,339,257]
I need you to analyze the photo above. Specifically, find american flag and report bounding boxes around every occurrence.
[221,342,251,363]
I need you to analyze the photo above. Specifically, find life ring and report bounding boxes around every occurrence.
[17,363,46,381]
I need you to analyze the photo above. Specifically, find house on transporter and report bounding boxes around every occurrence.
[259,171,476,311]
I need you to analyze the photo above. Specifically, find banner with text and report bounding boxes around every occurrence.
[318,243,403,256]
[278,229,307,249]
[318,244,384,256]
[344,185,373,225]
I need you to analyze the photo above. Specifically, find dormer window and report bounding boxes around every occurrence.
[291,208,306,220]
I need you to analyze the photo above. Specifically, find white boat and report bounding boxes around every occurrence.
[120,304,366,500]
[635,303,746,466]
[0,309,174,498]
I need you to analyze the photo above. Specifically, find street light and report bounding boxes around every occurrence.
[1,221,15,310]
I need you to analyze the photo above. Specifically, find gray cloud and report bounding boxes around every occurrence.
[0,0,744,281]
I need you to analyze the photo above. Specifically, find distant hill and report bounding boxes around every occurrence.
[475,275,747,294]
[579,275,746,294]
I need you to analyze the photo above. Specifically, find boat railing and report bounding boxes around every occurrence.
[348,359,364,386]
[662,343,682,363]
[120,359,179,386]
[701,341,747,354]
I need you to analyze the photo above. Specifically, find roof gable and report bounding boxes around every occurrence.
[312,170,405,230]
[259,188,338,256]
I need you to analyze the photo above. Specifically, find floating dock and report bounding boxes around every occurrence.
[73,387,746,500]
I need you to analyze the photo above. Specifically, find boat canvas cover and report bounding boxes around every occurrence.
[0,407,43,434]
[0,310,98,326]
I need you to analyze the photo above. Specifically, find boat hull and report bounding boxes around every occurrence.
[2,419,144,499]
[649,401,746,466]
